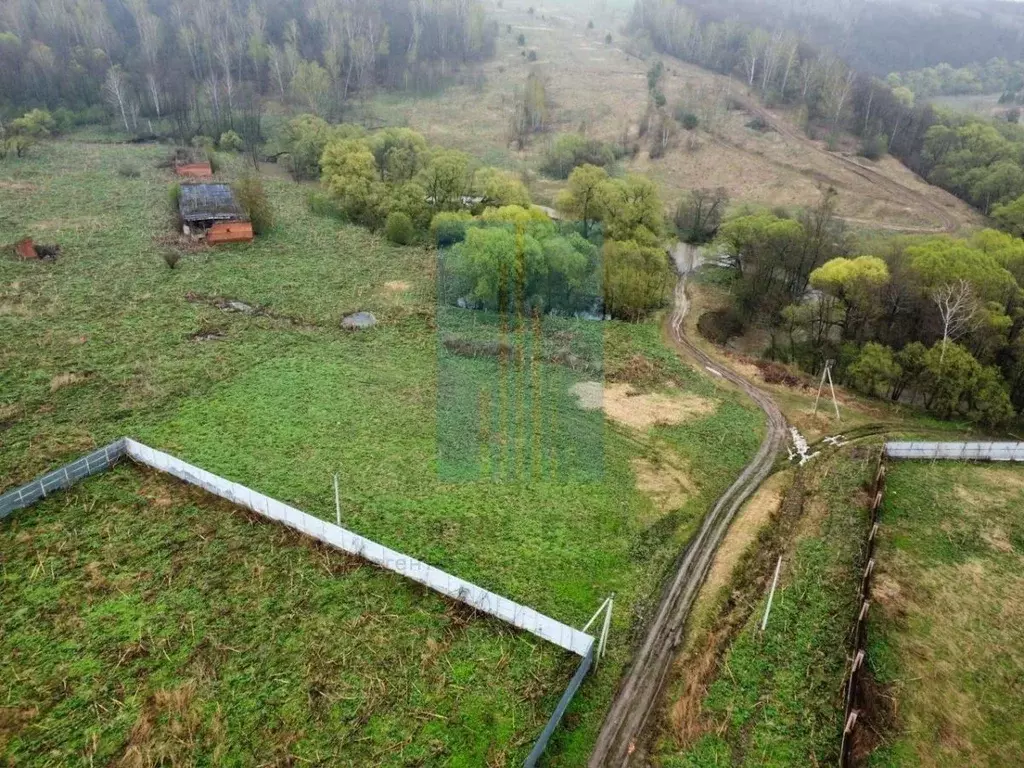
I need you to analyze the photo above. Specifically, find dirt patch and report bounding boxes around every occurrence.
[601,383,716,430]
[49,372,90,393]
[632,455,695,516]
[570,381,603,410]
[0,181,37,192]
[383,280,412,293]
[703,472,787,596]
[982,526,1015,553]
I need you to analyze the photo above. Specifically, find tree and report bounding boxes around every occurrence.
[848,343,901,397]
[992,193,1024,237]
[599,175,664,242]
[419,149,471,212]
[234,174,274,235]
[321,137,383,225]
[280,114,344,180]
[103,66,133,133]
[471,167,529,208]
[675,188,728,244]
[369,128,428,183]
[931,279,978,362]
[556,164,609,238]
[292,60,332,116]
[921,342,981,418]
[602,239,673,320]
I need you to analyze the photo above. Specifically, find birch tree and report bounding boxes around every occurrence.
[932,279,978,362]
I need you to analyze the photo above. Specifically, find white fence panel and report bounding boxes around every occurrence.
[122,439,593,657]
[886,441,1024,462]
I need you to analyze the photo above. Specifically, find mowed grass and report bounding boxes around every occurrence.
[0,466,571,766]
[659,447,878,767]
[0,138,764,764]
[868,461,1024,767]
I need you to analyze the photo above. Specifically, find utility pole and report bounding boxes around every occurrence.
[812,359,841,420]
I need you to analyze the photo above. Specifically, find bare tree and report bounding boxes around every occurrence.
[932,279,978,362]
[103,65,132,133]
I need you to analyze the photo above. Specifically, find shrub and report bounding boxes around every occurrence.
[163,251,181,269]
[430,211,474,248]
[168,183,182,211]
[745,116,770,132]
[859,134,888,160]
[527,50,538,62]
[517,33,526,46]
[385,211,415,245]
[118,164,141,178]
[218,130,244,152]
[675,108,699,130]
[697,308,744,343]
[191,135,215,152]
[542,134,616,179]
[234,174,274,235]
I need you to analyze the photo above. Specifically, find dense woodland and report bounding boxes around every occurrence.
[0,0,495,132]
[633,0,1024,234]
[670,0,1024,75]
[889,60,1024,102]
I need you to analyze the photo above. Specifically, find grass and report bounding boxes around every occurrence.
[0,466,570,766]
[0,137,765,764]
[655,446,878,767]
[867,461,1024,766]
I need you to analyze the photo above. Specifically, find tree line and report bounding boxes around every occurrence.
[629,0,1024,236]
[704,196,1024,426]
[0,0,495,136]
[888,59,1024,102]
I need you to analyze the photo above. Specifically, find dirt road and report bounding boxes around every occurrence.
[588,249,788,767]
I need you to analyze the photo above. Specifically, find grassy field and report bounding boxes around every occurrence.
[0,137,765,764]
[653,445,879,767]
[0,466,570,766]
[868,461,1024,766]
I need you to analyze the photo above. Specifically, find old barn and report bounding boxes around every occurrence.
[178,184,253,244]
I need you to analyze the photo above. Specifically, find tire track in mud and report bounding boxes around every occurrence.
[588,253,787,767]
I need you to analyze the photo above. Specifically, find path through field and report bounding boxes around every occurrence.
[588,248,788,766]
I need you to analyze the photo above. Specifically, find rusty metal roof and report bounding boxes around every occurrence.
[179,183,244,223]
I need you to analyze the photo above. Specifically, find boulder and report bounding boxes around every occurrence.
[341,311,377,331]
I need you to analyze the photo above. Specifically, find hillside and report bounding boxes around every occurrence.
[369,0,982,234]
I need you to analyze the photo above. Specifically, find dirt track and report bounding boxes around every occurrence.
[737,97,960,234]
[588,251,788,767]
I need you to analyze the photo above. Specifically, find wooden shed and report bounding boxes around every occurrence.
[178,183,253,244]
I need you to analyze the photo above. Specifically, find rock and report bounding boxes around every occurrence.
[341,311,377,330]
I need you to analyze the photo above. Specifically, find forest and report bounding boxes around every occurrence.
[889,59,1024,101]
[631,0,1024,237]
[0,0,495,135]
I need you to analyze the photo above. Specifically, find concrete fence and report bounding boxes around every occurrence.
[1,438,598,765]
[885,441,1024,461]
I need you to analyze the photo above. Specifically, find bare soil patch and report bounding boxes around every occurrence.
[49,372,90,393]
[632,454,695,516]
[572,381,716,430]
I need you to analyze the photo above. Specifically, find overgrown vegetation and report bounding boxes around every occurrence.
[658,447,877,766]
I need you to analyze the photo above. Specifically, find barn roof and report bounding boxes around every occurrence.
[179,183,245,223]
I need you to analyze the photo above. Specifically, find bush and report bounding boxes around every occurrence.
[191,135,215,152]
[675,108,699,130]
[169,183,182,211]
[430,211,474,248]
[163,251,182,269]
[542,133,616,179]
[745,116,771,132]
[527,49,538,62]
[697,308,744,343]
[234,175,274,235]
[385,211,415,245]
[218,130,244,152]
[517,33,526,46]
[859,134,888,161]
[118,164,141,178]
